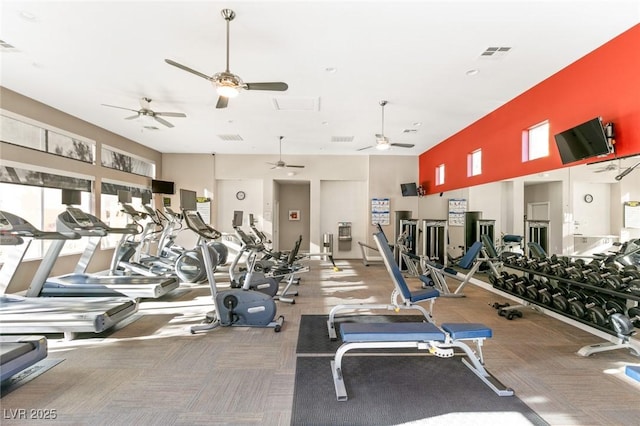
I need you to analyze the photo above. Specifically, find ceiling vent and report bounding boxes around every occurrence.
[272,96,320,111]
[331,136,354,143]
[217,134,243,142]
[479,46,511,59]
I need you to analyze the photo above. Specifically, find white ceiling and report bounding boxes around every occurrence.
[1,1,639,157]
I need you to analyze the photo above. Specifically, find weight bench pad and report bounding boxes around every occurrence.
[441,323,492,339]
[409,287,440,302]
[340,322,445,342]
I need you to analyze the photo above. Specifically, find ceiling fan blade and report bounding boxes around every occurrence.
[390,143,415,148]
[154,112,186,118]
[124,114,140,120]
[245,82,288,91]
[286,165,305,168]
[165,59,212,81]
[102,104,139,113]
[153,116,174,128]
[357,146,373,151]
[216,96,229,109]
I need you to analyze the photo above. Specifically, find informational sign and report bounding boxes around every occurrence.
[448,198,467,227]
[371,198,390,225]
[623,201,640,229]
[197,201,210,224]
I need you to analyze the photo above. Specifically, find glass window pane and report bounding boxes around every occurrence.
[47,131,95,163]
[0,115,45,150]
[0,183,43,260]
[528,122,549,160]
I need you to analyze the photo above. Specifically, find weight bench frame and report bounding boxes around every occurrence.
[330,321,514,401]
[358,241,383,266]
[327,232,439,340]
[423,241,484,297]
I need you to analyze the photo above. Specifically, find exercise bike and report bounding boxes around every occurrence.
[178,190,283,334]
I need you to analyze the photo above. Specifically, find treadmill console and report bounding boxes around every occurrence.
[67,207,94,228]
[0,211,12,231]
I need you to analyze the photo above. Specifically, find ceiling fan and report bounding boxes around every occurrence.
[165,9,288,109]
[101,97,186,128]
[267,137,305,170]
[592,160,619,173]
[358,101,415,152]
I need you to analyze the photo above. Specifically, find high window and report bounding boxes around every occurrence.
[435,164,445,186]
[468,149,482,176]
[523,121,549,161]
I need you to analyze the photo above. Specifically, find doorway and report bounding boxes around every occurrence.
[274,180,310,251]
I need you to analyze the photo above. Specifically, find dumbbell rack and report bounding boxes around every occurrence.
[492,258,640,357]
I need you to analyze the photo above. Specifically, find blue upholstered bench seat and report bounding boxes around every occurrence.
[408,287,440,302]
[441,323,492,339]
[340,322,493,343]
[340,322,445,342]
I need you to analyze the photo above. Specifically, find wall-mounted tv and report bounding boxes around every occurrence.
[117,189,132,204]
[151,179,175,194]
[554,117,613,165]
[61,189,82,206]
[400,182,419,197]
[179,189,197,212]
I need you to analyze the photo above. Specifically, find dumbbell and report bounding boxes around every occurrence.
[585,298,627,327]
[627,307,640,328]
[501,273,524,292]
[498,308,523,320]
[552,288,584,313]
[488,273,503,288]
[603,270,640,291]
[537,280,554,306]
[533,257,563,275]
[557,263,586,282]
[569,294,606,320]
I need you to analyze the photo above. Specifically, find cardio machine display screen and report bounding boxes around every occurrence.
[67,207,92,226]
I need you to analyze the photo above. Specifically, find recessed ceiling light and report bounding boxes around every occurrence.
[321,121,329,126]
[412,122,422,127]
[466,69,480,76]
[325,67,337,73]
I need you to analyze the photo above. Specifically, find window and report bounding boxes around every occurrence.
[0,183,92,264]
[523,121,549,161]
[468,149,482,177]
[435,164,445,186]
[100,181,152,249]
[1,110,95,163]
[101,145,156,178]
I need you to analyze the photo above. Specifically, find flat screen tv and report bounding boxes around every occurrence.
[400,182,418,197]
[141,192,152,205]
[179,189,197,211]
[61,189,82,206]
[151,179,175,194]
[554,117,612,165]
[117,189,132,204]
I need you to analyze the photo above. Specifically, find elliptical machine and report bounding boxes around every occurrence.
[178,190,283,334]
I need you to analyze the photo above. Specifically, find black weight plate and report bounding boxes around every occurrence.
[587,305,607,326]
[627,307,640,327]
[605,300,626,315]
[553,295,568,312]
[570,301,586,318]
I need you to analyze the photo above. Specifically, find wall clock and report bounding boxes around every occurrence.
[236,191,246,201]
[584,194,593,203]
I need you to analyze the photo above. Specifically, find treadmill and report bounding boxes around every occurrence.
[0,210,138,340]
[1,335,47,383]
[32,196,179,299]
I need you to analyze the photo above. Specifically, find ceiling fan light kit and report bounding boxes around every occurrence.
[357,100,416,152]
[165,9,288,109]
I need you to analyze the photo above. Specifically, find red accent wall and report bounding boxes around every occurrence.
[419,24,640,194]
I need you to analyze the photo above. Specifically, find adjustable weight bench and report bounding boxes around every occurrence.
[327,232,439,340]
[330,321,514,400]
[422,241,484,297]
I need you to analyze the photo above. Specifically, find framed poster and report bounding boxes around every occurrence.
[623,201,640,229]
[289,210,300,221]
[371,198,390,225]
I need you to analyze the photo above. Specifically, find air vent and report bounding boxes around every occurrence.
[480,46,511,59]
[272,97,320,111]
[402,129,418,134]
[331,136,354,143]
[217,134,243,142]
